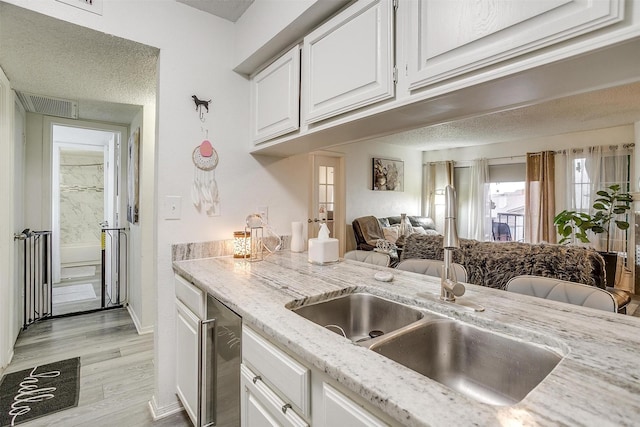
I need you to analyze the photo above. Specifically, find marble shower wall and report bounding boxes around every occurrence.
[60,149,104,246]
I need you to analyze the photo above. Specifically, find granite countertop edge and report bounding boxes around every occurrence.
[173,251,640,427]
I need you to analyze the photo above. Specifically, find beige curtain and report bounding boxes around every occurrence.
[423,164,436,219]
[423,161,454,219]
[469,159,491,241]
[525,151,556,243]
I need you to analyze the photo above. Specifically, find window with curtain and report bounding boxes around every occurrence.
[525,151,556,244]
[456,161,526,241]
[561,145,632,252]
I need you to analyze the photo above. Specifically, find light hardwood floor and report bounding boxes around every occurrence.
[5,308,191,426]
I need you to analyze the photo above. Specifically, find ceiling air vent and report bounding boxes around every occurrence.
[16,91,78,119]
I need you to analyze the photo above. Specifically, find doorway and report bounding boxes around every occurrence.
[308,153,346,256]
[51,124,124,316]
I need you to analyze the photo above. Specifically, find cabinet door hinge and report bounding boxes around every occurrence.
[393,65,398,84]
[393,0,398,11]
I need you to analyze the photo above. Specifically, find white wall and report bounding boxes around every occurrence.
[341,140,423,221]
[331,138,423,250]
[24,113,45,230]
[127,107,155,334]
[3,0,310,416]
[234,0,316,71]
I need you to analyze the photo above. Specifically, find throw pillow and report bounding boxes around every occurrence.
[382,226,401,243]
[412,226,427,235]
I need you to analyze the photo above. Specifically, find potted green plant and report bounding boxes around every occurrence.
[554,184,632,286]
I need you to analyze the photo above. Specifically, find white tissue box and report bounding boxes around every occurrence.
[308,238,339,264]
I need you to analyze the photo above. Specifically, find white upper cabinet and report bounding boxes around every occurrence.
[251,45,301,144]
[407,0,625,91]
[302,0,395,124]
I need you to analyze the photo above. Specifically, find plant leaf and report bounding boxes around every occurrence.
[577,234,591,243]
[615,220,630,230]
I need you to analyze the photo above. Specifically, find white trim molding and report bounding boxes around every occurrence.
[148,395,183,421]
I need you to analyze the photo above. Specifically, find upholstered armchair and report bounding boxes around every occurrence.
[352,216,385,251]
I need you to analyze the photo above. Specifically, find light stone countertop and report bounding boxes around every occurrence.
[173,251,640,427]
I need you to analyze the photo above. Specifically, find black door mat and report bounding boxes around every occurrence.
[0,357,80,426]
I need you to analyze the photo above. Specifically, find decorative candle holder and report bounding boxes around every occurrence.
[245,226,263,262]
[233,231,250,258]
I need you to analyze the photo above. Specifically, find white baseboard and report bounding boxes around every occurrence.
[1,348,14,375]
[148,395,184,420]
[127,305,154,335]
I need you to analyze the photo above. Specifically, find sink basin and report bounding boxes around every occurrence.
[290,293,425,343]
[369,319,563,406]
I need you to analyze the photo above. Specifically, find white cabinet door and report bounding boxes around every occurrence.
[241,365,309,427]
[251,45,301,144]
[242,327,310,417]
[319,383,387,427]
[302,0,394,124]
[407,0,624,91]
[175,299,200,425]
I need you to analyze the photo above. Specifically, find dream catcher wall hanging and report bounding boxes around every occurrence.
[191,96,220,216]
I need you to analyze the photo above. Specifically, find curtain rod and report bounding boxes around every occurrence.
[555,143,635,155]
[448,155,526,168]
[425,160,454,165]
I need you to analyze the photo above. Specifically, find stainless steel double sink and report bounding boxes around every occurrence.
[289,292,563,406]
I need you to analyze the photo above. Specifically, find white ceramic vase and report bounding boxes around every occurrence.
[291,221,305,252]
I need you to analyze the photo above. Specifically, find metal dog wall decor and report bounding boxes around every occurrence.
[192,95,211,120]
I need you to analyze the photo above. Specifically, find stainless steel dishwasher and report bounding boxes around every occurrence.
[199,294,242,426]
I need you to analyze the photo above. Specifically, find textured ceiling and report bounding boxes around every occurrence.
[176,0,254,22]
[377,82,640,151]
[0,2,158,124]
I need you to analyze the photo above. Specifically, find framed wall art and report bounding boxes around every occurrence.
[372,157,403,191]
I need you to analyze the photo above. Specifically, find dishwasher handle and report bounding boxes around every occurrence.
[198,318,217,427]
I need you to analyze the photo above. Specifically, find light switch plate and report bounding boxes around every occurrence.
[165,196,182,220]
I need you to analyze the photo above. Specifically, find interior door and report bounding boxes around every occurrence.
[308,154,345,256]
[0,66,16,368]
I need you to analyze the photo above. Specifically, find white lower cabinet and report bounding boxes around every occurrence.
[175,286,204,425]
[242,326,391,426]
[319,383,387,427]
[175,301,199,422]
[241,364,309,427]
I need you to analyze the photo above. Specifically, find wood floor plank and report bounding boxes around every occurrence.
[4,308,191,427]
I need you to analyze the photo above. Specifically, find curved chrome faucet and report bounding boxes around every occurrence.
[441,185,465,302]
